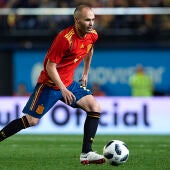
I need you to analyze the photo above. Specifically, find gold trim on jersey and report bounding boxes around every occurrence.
[45,80,55,87]
[87,44,92,53]
[91,29,97,34]
[64,28,75,46]
[74,56,82,63]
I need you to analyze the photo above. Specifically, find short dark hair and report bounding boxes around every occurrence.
[74,4,92,18]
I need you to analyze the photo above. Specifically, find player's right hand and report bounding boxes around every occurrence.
[61,88,76,105]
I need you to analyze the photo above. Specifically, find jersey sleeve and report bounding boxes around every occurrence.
[46,32,69,64]
[91,29,98,43]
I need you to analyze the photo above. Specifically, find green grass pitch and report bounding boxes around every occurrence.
[0,135,170,170]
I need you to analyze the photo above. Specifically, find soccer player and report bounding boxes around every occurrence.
[0,5,105,165]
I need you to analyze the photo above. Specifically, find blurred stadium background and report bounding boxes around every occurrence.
[0,0,170,135]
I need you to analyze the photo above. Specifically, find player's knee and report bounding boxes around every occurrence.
[92,102,101,113]
[26,114,39,126]
[28,119,39,126]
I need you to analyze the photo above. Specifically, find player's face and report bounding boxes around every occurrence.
[76,8,95,35]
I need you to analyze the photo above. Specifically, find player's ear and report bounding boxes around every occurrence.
[74,16,79,23]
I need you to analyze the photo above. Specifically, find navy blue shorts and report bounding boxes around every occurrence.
[22,81,92,119]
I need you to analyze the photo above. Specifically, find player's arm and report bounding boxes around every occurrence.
[46,32,76,104]
[80,47,93,86]
[46,60,76,105]
[46,60,65,90]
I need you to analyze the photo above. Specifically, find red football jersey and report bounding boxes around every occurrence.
[37,25,98,89]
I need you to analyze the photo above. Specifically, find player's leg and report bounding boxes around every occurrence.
[77,95,105,164]
[0,114,31,142]
[0,83,62,142]
[0,113,41,142]
[67,82,105,164]
[77,94,101,153]
[0,83,43,142]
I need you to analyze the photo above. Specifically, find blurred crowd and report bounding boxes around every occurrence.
[0,0,170,34]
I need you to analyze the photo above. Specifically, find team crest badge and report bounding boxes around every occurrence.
[80,43,84,48]
[36,105,44,114]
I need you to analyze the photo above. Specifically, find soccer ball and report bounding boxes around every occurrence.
[103,140,129,166]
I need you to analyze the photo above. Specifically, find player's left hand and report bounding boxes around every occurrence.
[79,74,88,86]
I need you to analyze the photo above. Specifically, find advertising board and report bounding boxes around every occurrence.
[0,97,169,134]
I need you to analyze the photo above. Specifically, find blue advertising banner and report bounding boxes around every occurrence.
[13,51,45,93]
[13,49,170,96]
